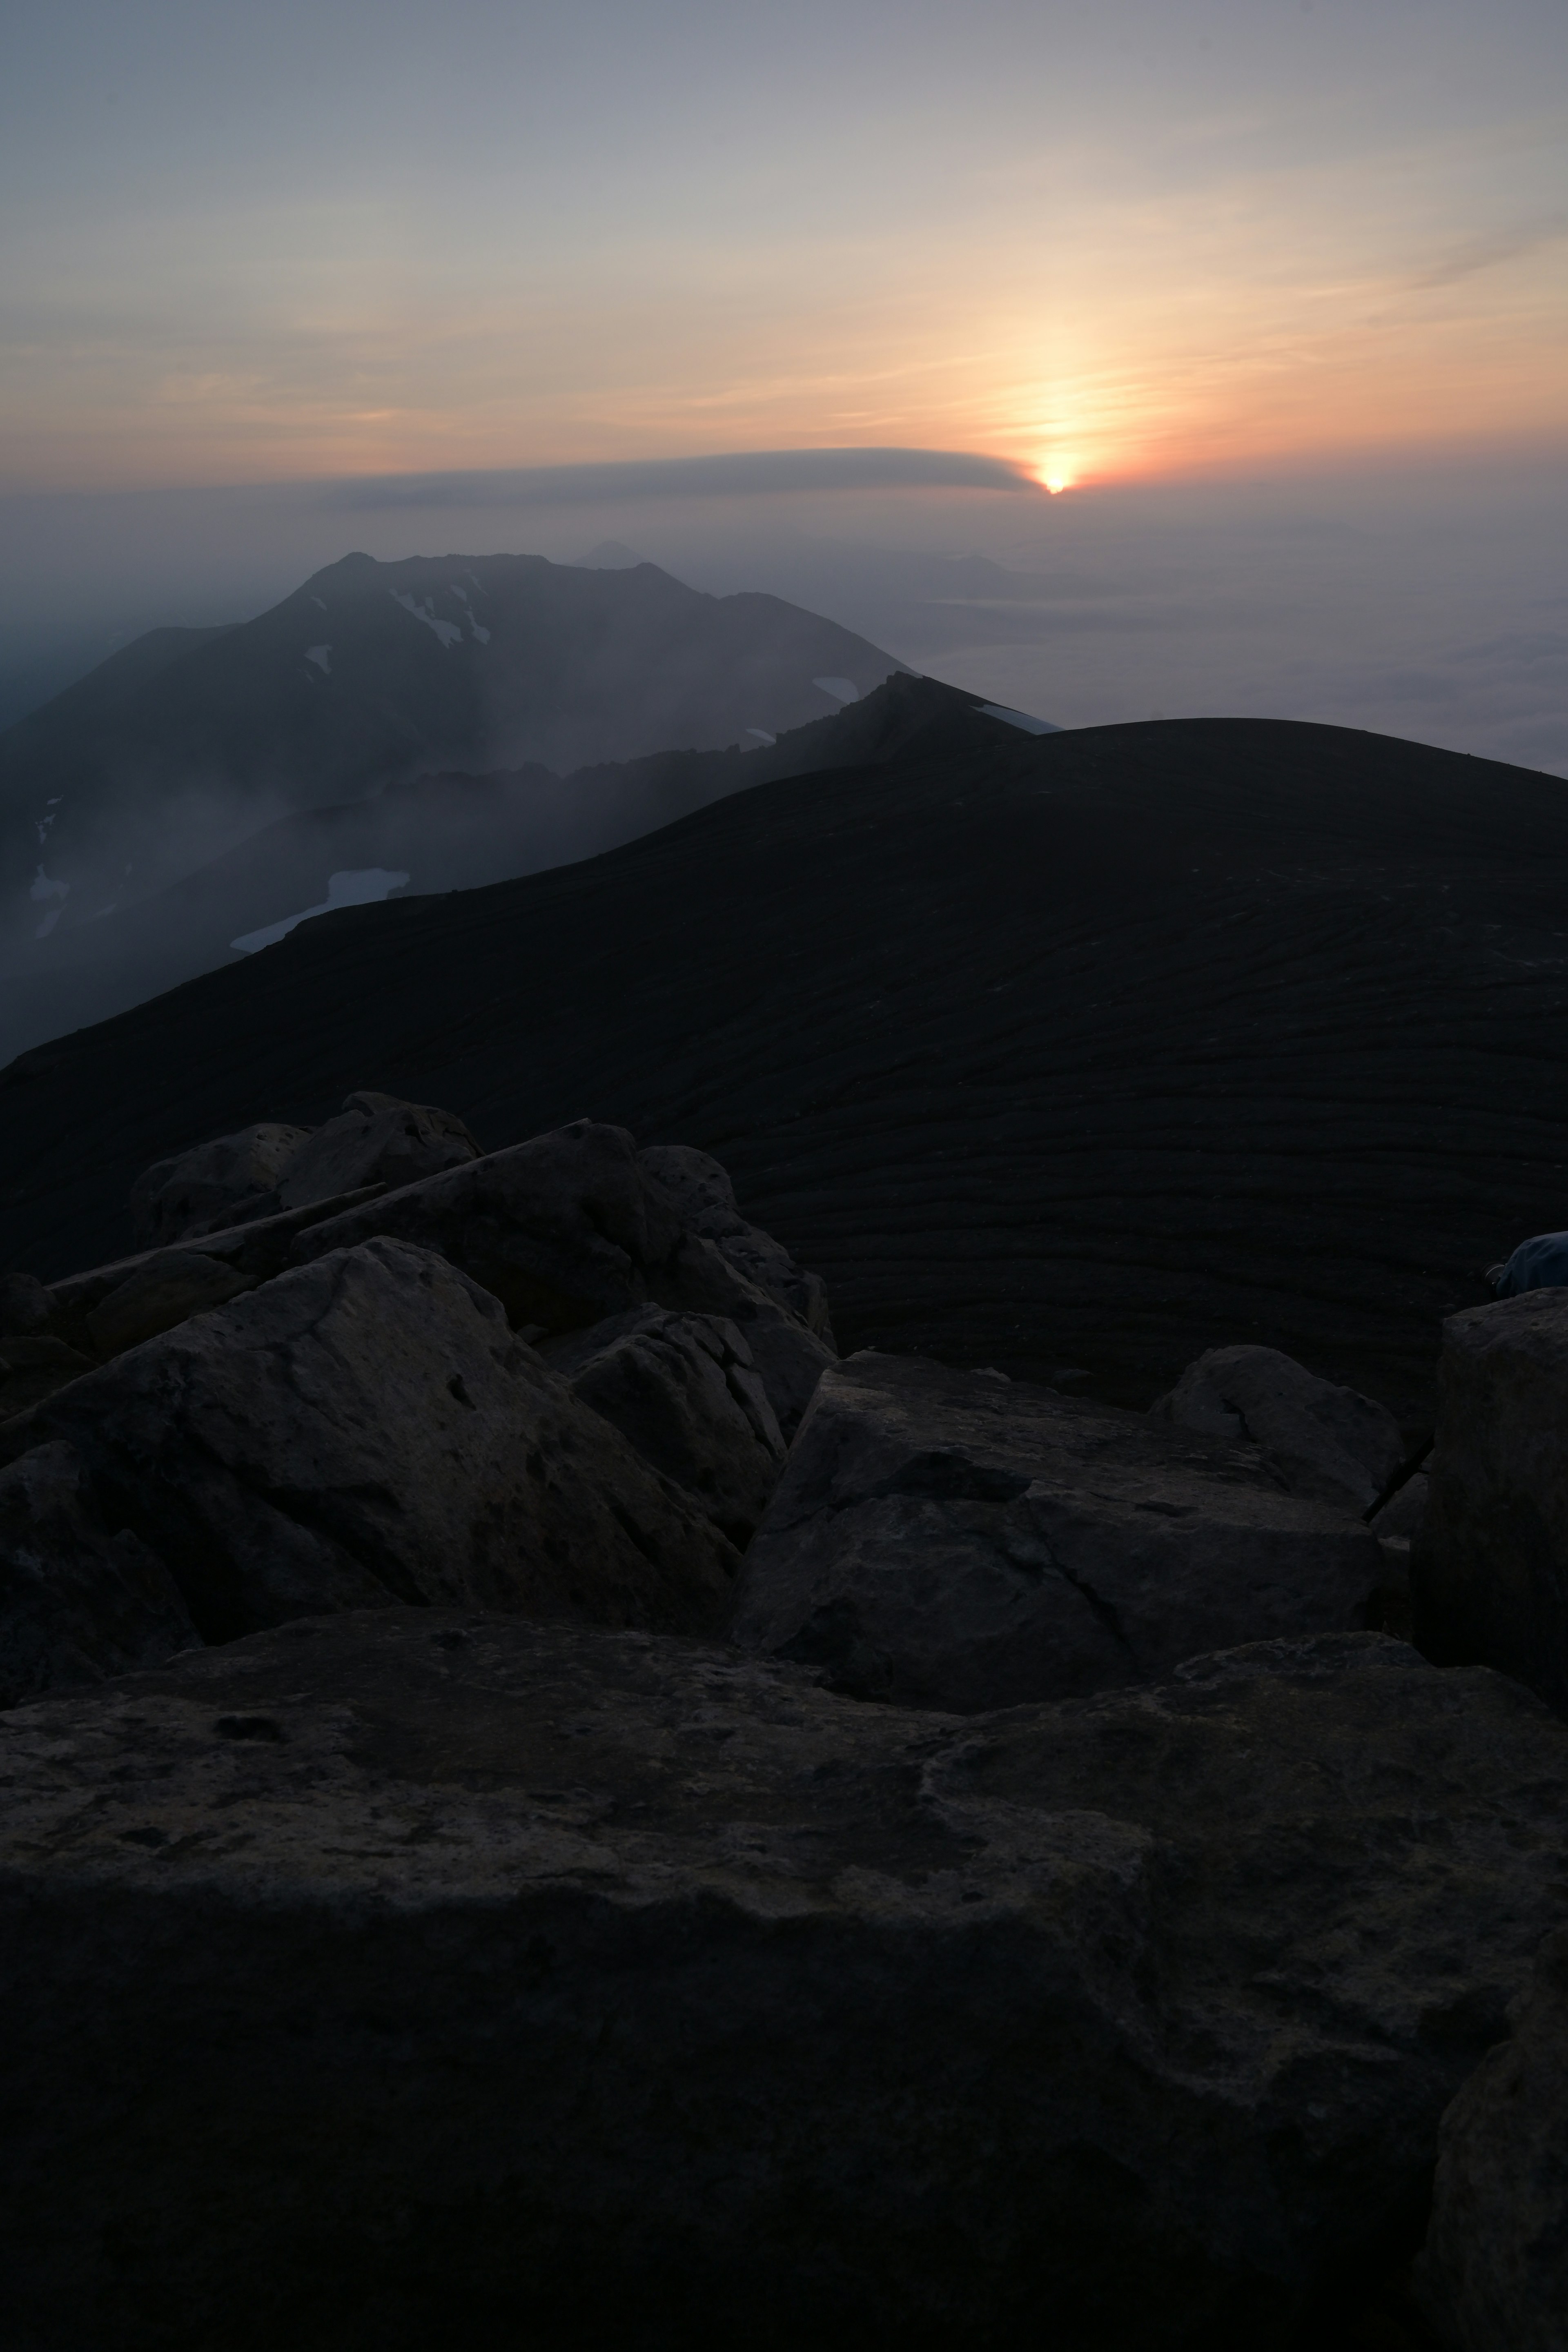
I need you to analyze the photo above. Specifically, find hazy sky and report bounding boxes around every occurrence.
[4,0,1565,494]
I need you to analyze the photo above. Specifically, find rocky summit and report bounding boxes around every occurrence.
[2,1615,1566,2352]
[3,1085,1568,2347]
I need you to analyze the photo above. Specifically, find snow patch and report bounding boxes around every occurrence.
[34,908,62,939]
[306,644,332,673]
[232,868,410,956]
[29,866,69,904]
[745,726,777,746]
[391,590,463,648]
[813,676,859,704]
[467,612,491,645]
[977,702,1059,737]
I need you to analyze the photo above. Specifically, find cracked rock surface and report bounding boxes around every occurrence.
[25,1236,737,1644]
[731,1351,1385,1710]
[0,1616,1564,2351]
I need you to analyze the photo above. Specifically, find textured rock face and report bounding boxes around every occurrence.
[1415,1928,1568,2352]
[639,1142,836,1341]
[733,1352,1385,1711]
[82,1249,256,1358]
[295,1118,835,1435]
[130,1120,312,1247]
[294,1118,685,1332]
[0,1334,95,1423]
[546,1306,785,1545]
[29,1238,736,1644]
[0,1618,1564,2352]
[0,1441,197,1706]
[1152,1343,1405,1515]
[1412,1292,1568,1716]
[274,1091,481,1210]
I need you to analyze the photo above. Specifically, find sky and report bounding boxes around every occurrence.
[3,0,1565,494]
[0,2,1564,776]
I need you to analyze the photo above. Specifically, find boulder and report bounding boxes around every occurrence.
[545,1307,785,1546]
[639,1142,836,1341]
[82,1249,257,1359]
[733,1351,1385,1710]
[295,1119,835,1436]
[656,1230,837,1438]
[274,1091,481,1210]
[1152,1343,1405,1515]
[1412,1291,1568,1715]
[130,1120,313,1247]
[293,1118,685,1332]
[1415,1927,1568,2352]
[0,1270,50,1336]
[0,1441,197,1707]
[0,1335,96,1423]
[0,1618,1564,2352]
[30,1237,736,1644]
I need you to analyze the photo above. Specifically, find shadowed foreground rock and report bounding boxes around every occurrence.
[27,1237,737,1642]
[1414,1290,1568,1715]
[0,1617,1564,2352]
[1152,1344,1407,1515]
[1415,1928,1568,2352]
[733,1352,1384,1709]
[0,1441,197,1705]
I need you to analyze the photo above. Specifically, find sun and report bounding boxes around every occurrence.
[1033,454,1079,495]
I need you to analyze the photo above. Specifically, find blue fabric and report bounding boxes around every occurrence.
[1493,1231,1568,1296]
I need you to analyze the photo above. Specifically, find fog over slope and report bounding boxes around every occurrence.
[0,675,1042,1066]
[0,547,902,975]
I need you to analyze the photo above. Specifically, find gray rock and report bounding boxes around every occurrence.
[129,1120,313,1247]
[1371,1467,1430,1545]
[733,1351,1385,1710]
[82,1249,256,1359]
[275,1091,481,1210]
[295,1119,835,1437]
[0,1335,96,1423]
[294,1118,685,1332]
[1152,1342,1405,1514]
[0,1441,197,1707]
[1413,1291,1568,1715]
[41,1183,390,1365]
[31,1237,737,1644]
[657,1230,837,1438]
[1415,1927,1568,2352]
[0,1270,51,1337]
[547,1307,785,1545]
[0,1618,1564,2351]
[639,1142,836,1341]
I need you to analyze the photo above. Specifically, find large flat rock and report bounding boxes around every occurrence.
[1,1615,1564,2350]
[732,1352,1385,1709]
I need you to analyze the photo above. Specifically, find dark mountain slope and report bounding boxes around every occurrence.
[4,715,1567,1423]
[0,548,901,949]
[0,676,1004,1064]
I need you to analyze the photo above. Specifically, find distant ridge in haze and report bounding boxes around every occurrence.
[0,675,1018,1064]
[3,710,1564,1423]
[0,547,904,959]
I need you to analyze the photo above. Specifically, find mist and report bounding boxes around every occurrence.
[1,441,1565,1071]
[2,443,1564,769]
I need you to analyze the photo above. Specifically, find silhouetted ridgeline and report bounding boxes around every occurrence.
[4,712,1568,1423]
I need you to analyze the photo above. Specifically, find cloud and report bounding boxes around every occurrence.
[1413,217,1568,291]
[326,448,1040,511]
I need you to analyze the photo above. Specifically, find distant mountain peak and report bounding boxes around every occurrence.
[572,541,649,570]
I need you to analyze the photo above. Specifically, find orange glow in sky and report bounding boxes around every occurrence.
[2,2,1565,496]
